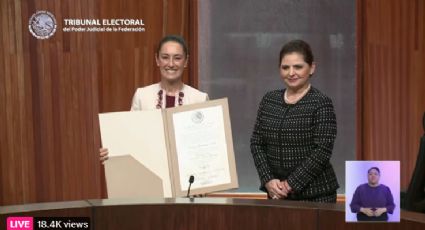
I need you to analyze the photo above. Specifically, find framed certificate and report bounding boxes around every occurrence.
[166,98,238,197]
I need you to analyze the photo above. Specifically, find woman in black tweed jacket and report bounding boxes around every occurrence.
[250,40,339,203]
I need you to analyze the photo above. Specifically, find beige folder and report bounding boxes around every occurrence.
[104,155,163,198]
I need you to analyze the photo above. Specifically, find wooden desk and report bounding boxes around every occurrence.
[1,198,424,229]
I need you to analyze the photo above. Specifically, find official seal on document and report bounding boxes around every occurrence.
[29,11,57,39]
[191,111,204,124]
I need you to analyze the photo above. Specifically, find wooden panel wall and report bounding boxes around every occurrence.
[357,0,425,189]
[97,0,197,112]
[0,0,101,206]
[0,0,196,205]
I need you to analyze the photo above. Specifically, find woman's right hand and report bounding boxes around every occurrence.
[360,207,374,217]
[99,148,109,164]
[265,179,287,199]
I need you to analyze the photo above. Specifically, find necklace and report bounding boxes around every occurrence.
[284,84,311,104]
[156,90,184,109]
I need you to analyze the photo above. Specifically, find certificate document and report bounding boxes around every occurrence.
[172,105,231,190]
[166,98,238,196]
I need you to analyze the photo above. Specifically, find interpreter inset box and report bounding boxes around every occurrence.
[345,161,400,222]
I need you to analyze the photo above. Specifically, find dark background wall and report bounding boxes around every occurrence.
[199,0,356,193]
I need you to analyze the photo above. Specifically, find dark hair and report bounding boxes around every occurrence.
[368,167,380,174]
[279,39,314,66]
[156,35,189,57]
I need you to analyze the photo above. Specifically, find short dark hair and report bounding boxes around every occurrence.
[156,35,189,57]
[368,167,380,174]
[279,39,314,66]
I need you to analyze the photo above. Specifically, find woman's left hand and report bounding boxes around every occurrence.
[99,148,109,164]
[280,180,292,194]
[265,179,287,199]
[374,208,387,217]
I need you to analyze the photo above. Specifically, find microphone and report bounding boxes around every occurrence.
[186,175,194,198]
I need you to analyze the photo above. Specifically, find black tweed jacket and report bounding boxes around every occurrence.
[250,87,339,199]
